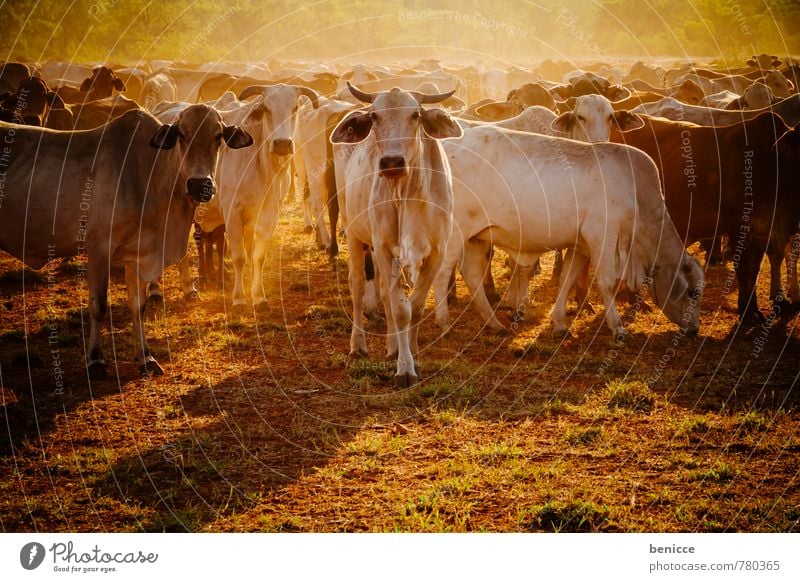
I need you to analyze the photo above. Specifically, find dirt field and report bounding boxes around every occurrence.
[1,200,798,532]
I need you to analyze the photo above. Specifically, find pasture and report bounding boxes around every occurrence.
[1,198,798,532]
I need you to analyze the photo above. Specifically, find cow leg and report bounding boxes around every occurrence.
[87,258,110,379]
[347,239,368,358]
[460,239,505,332]
[767,244,790,312]
[145,279,164,306]
[376,251,416,389]
[550,249,565,286]
[363,249,380,316]
[326,178,340,259]
[215,227,226,289]
[551,250,589,338]
[177,254,198,300]
[735,245,766,325]
[506,254,538,323]
[227,214,250,311]
[787,234,800,306]
[251,193,282,310]
[125,265,163,377]
[408,249,444,356]
[433,238,463,332]
[482,246,500,306]
[302,179,314,233]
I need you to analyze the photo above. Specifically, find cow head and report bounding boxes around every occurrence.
[671,79,705,105]
[238,83,319,156]
[149,104,253,203]
[551,94,643,142]
[651,254,704,335]
[747,54,782,69]
[330,83,463,180]
[80,66,126,101]
[762,70,794,99]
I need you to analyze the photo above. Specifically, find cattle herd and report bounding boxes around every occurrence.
[1,54,798,388]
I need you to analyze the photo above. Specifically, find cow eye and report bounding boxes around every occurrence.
[215,133,224,142]
[577,115,586,122]
[411,110,420,120]
[370,111,379,122]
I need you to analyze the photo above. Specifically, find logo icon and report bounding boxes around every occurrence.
[20,542,46,570]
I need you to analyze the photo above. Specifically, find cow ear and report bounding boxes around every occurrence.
[550,85,572,100]
[550,111,577,134]
[113,78,126,91]
[46,91,66,109]
[421,108,462,139]
[605,85,631,101]
[222,124,254,149]
[149,124,180,149]
[613,110,644,132]
[772,56,782,67]
[80,78,92,92]
[746,58,757,67]
[331,110,372,144]
[474,101,516,120]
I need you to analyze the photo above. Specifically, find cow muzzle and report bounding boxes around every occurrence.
[379,156,407,180]
[271,138,294,156]
[186,177,217,203]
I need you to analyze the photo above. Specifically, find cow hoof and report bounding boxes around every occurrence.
[771,299,792,314]
[231,303,248,318]
[394,372,418,389]
[87,362,108,380]
[551,328,572,340]
[254,300,269,314]
[303,225,314,234]
[139,360,165,377]
[146,293,164,307]
[739,310,765,327]
[491,325,511,337]
[348,348,368,359]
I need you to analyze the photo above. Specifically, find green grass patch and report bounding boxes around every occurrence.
[565,426,603,446]
[689,462,736,483]
[521,500,612,532]
[604,380,656,412]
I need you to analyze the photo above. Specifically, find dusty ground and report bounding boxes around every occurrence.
[1,201,798,532]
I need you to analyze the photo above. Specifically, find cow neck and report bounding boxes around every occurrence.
[390,134,428,206]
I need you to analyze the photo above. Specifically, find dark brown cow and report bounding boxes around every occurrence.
[54,66,127,104]
[0,62,33,94]
[0,77,67,126]
[610,112,800,323]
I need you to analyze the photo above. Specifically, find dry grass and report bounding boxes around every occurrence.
[1,199,799,532]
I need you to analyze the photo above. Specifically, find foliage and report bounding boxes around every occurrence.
[1,0,797,65]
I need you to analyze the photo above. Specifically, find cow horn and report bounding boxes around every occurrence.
[238,85,269,100]
[298,86,319,109]
[413,88,457,104]
[347,82,376,103]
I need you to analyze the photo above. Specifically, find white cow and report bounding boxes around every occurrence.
[331,83,463,388]
[432,126,704,338]
[296,96,359,255]
[155,85,319,308]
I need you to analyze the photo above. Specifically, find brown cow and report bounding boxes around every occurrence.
[0,77,67,126]
[610,113,800,323]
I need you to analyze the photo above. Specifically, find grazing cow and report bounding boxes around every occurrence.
[431,125,704,338]
[610,112,800,322]
[331,83,462,387]
[0,106,253,377]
